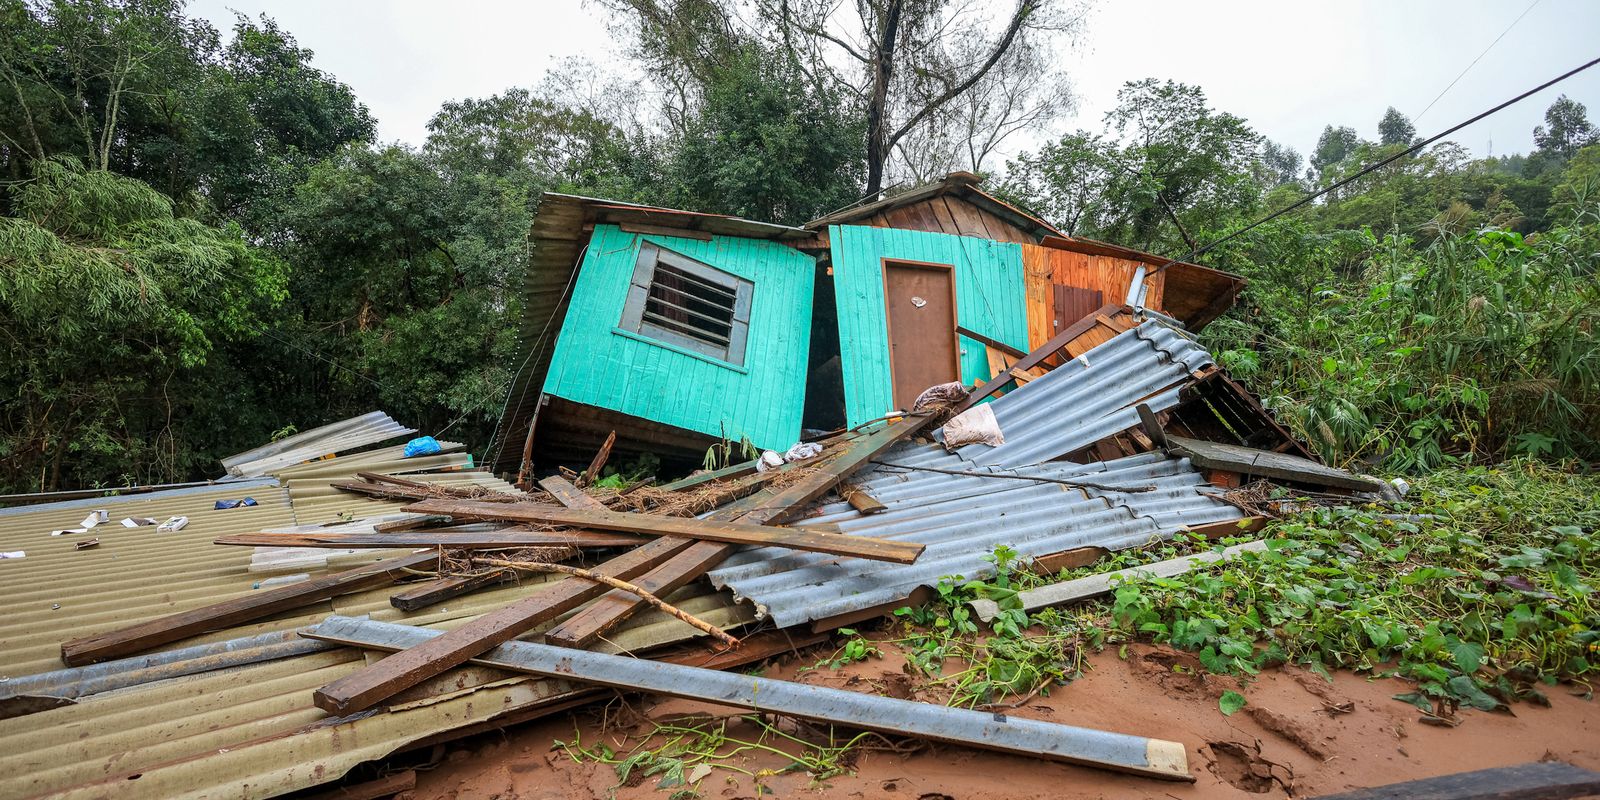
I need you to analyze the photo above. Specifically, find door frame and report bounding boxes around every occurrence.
[880,258,962,408]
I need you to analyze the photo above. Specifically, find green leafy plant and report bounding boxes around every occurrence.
[806,628,881,671]
[556,714,870,796]
[1102,463,1598,713]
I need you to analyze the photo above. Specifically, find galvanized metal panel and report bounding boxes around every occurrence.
[220,412,417,478]
[829,224,1030,426]
[305,616,1192,781]
[706,321,1237,627]
[542,224,815,450]
[708,452,1241,627]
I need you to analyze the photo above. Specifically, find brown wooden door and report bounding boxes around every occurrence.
[884,261,959,410]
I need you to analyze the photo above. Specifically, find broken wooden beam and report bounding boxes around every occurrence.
[400,500,924,564]
[60,551,439,667]
[953,302,1127,415]
[1165,435,1386,493]
[310,536,701,715]
[840,483,887,515]
[305,616,1194,782]
[970,540,1269,622]
[654,459,759,491]
[537,475,607,510]
[577,431,616,488]
[542,413,934,649]
[389,569,518,612]
[213,529,649,549]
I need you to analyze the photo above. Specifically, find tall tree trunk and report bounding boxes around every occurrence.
[863,0,903,198]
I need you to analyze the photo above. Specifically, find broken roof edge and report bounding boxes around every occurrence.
[537,192,817,242]
[803,171,1065,241]
[1041,234,1247,283]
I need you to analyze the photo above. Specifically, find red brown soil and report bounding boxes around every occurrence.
[402,639,1599,799]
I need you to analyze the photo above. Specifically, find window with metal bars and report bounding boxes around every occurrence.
[621,244,753,366]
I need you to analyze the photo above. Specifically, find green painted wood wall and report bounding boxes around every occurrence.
[828,224,1028,426]
[543,224,815,449]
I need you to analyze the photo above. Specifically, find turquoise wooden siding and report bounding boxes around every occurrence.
[543,225,815,449]
[829,224,1028,426]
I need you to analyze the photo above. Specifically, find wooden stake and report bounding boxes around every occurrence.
[578,431,616,488]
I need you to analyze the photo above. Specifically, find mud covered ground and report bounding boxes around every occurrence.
[404,639,1599,799]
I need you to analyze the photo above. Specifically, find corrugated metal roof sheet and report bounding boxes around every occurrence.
[709,452,1240,627]
[706,320,1236,627]
[0,446,746,800]
[220,412,417,478]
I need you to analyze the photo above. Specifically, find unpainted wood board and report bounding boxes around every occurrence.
[401,499,925,563]
[60,551,440,667]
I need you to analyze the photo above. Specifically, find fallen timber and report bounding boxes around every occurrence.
[305,616,1194,782]
[543,412,934,648]
[61,551,439,666]
[213,529,650,549]
[313,417,930,714]
[400,499,926,563]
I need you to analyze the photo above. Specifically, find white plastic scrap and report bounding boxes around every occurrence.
[758,441,826,473]
[784,442,823,462]
[156,516,190,532]
[0,551,24,560]
[120,517,159,528]
[80,510,109,529]
[50,528,90,537]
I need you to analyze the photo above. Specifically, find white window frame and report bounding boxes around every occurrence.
[620,243,753,366]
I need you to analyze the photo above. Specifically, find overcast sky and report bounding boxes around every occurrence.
[189,0,1599,167]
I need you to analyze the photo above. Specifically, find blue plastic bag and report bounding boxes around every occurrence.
[214,497,258,510]
[404,436,442,458]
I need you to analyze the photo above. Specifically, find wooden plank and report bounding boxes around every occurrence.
[60,551,439,667]
[617,221,713,241]
[372,515,454,533]
[577,431,616,487]
[655,459,758,491]
[213,529,650,549]
[952,304,1127,414]
[841,483,887,515]
[538,475,609,510]
[400,500,924,564]
[956,324,1026,359]
[1166,435,1385,493]
[543,414,932,648]
[970,540,1270,621]
[389,570,517,612]
[310,536,701,715]
[1308,761,1600,800]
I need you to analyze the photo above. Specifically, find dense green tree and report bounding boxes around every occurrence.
[0,158,287,491]
[1378,106,1416,147]
[1258,140,1303,188]
[270,145,529,440]
[660,45,865,225]
[0,3,372,224]
[1002,80,1261,254]
[1310,125,1361,182]
[1532,94,1597,165]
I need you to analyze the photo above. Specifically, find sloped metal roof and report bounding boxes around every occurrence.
[0,447,745,799]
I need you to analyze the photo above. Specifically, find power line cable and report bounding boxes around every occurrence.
[1414,0,1540,123]
[1149,55,1600,278]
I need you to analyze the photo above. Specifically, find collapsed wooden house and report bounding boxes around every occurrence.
[488,172,1248,479]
